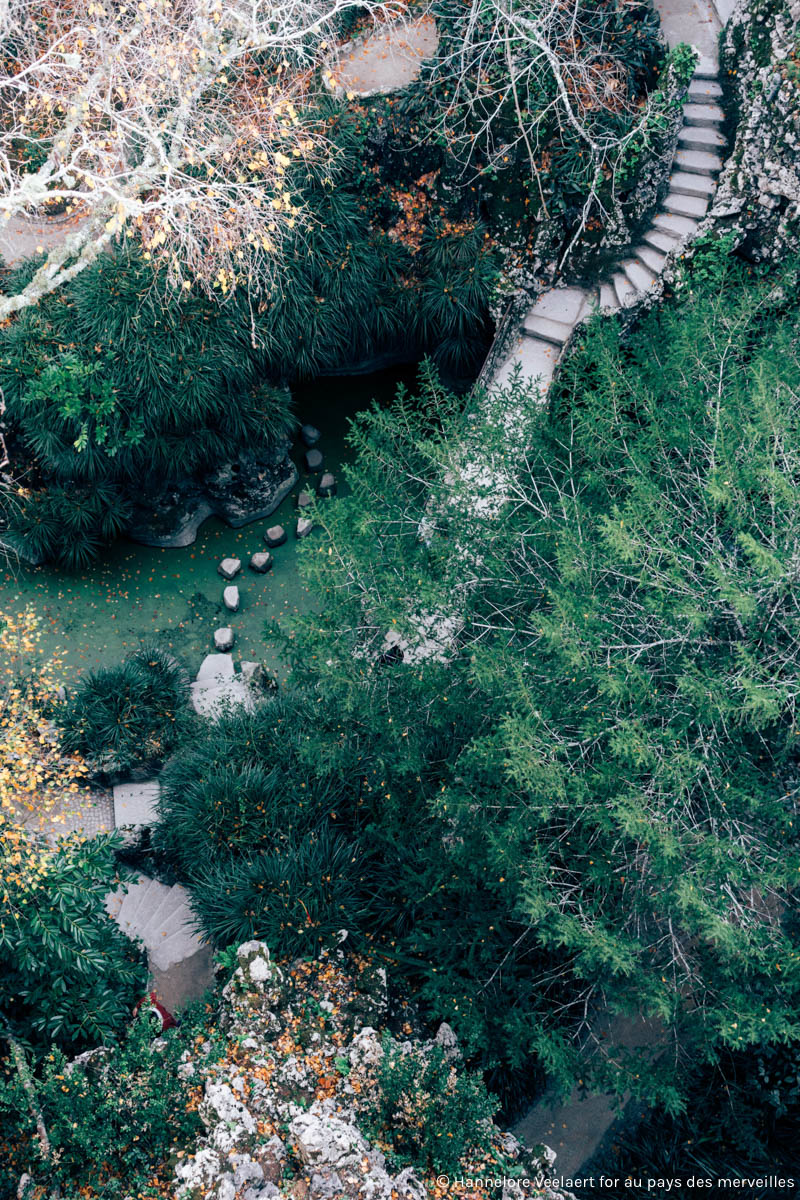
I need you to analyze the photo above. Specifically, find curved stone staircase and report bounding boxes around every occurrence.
[494,54,725,394]
[101,778,212,1009]
[104,875,203,974]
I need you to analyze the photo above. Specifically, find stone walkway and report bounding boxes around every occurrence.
[328,14,438,96]
[493,42,724,390]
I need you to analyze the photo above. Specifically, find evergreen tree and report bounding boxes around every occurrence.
[263,251,800,1109]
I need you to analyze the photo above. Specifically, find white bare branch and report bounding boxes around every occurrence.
[0,0,404,317]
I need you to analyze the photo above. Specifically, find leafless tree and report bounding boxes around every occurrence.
[437,0,681,266]
[0,0,402,318]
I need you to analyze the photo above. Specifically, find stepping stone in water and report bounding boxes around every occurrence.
[195,653,235,683]
[223,585,240,612]
[301,423,321,448]
[297,490,314,509]
[317,472,337,498]
[218,556,241,580]
[296,516,314,538]
[214,627,234,651]
[264,525,286,548]
[249,550,273,573]
[305,447,323,472]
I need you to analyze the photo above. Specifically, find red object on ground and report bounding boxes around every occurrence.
[135,991,177,1032]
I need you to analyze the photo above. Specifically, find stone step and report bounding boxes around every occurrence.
[612,272,638,308]
[492,332,559,394]
[135,882,185,944]
[635,244,667,274]
[118,878,170,934]
[113,780,161,830]
[662,191,709,219]
[598,282,620,310]
[194,653,235,684]
[653,212,699,240]
[693,53,719,80]
[643,228,682,254]
[104,885,127,921]
[669,170,716,198]
[148,917,204,974]
[140,890,195,947]
[523,313,572,345]
[674,147,724,176]
[528,286,592,324]
[677,125,726,154]
[682,101,725,127]
[622,259,657,295]
[191,676,254,718]
[688,78,722,101]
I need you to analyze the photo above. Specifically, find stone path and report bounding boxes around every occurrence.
[104,872,212,1010]
[0,210,90,269]
[514,1013,665,1175]
[24,787,115,843]
[190,651,254,717]
[328,14,438,96]
[493,45,725,391]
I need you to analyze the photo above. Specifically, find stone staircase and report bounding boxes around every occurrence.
[104,875,206,974]
[495,54,725,392]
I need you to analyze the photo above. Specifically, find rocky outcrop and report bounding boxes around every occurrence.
[127,443,298,549]
[172,941,571,1200]
[708,0,800,259]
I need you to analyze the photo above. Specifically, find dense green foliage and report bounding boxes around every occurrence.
[365,1035,499,1173]
[586,1041,800,1196]
[0,251,295,567]
[160,253,800,1119]
[153,698,372,955]
[56,646,191,777]
[0,1006,218,1200]
[0,834,147,1051]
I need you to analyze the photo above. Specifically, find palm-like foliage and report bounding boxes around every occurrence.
[57,646,192,776]
[186,828,365,955]
[153,697,357,875]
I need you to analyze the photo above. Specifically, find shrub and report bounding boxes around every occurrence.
[57,646,191,776]
[0,833,148,1052]
[0,1005,219,1199]
[272,256,800,1110]
[153,697,358,876]
[364,1036,498,1174]
[186,828,366,957]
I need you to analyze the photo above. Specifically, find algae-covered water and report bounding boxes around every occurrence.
[0,367,416,682]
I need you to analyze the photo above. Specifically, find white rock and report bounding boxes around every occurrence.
[223,585,240,612]
[214,627,234,652]
[348,1028,384,1070]
[290,1101,369,1167]
[201,1082,256,1136]
[174,1146,222,1193]
[218,557,242,580]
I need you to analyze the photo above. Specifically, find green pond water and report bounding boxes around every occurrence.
[0,366,417,683]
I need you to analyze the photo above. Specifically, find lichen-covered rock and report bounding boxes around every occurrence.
[290,1100,369,1167]
[173,942,572,1200]
[708,0,800,259]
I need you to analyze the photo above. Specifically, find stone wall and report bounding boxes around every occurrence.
[708,0,800,259]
